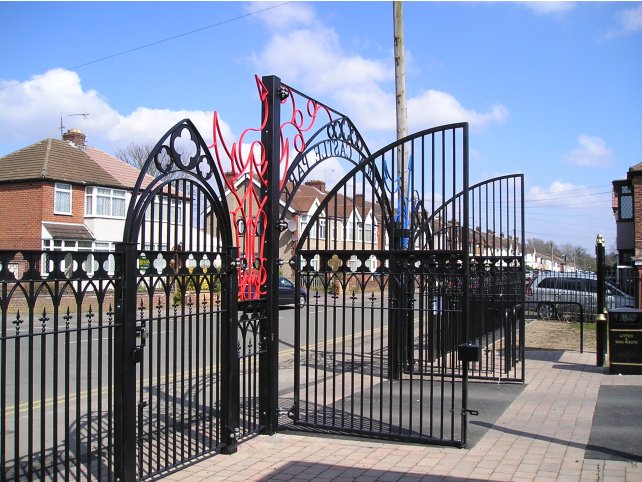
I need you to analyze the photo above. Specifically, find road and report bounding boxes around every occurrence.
[1,301,387,478]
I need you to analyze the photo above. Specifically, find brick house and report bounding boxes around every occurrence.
[0,129,163,275]
[219,175,384,281]
[612,163,642,303]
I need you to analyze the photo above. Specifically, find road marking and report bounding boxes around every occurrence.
[4,323,385,417]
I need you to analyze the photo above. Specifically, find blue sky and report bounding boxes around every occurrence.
[1,1,641,252]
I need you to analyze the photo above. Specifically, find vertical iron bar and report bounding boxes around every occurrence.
[0,273,6,479]
[114,241,138,482]
[188,294,194,459]
[97,292,104,482]
[27,278,34,480]
[87,304,94,480]
[40,309,46,480]
[293,260,301,423]
[75,286,82,482]
[155,295,162,472]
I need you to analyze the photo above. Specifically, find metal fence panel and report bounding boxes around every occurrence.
[1,249,118,481]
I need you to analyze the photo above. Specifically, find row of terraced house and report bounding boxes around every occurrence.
[1,129,526,280]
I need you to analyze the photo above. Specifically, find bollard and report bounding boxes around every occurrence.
[596,311,607,367]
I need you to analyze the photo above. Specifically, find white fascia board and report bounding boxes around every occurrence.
[307,198,325,217]
[222,172,296,214]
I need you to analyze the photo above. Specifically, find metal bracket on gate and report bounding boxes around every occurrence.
[132,321,147,363]
[461,409,479,416]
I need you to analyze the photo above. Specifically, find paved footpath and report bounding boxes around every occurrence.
[161,350,642,481]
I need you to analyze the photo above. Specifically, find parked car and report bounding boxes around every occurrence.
[525,271,634,320]
[279,276,307,306]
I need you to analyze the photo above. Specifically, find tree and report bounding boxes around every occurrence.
[115,141,185,180]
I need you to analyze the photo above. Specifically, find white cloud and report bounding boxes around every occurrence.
[250,3,507,139]
[523,2,575,16]
[245,2,316,30]
[564,135,613,168]
[0,68,234,155]
[527,180,605,208]
[408,90,509,130]
[606,4,642,38]
[256,27,390,94]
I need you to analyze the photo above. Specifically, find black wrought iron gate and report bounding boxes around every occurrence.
[288,114,525,445]
[115,120,240,480]
[112,76,525,475]
[0,75,524,481]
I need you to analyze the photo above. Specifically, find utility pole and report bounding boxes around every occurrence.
[391,0,414,379]
[394,1,408,201]
[394,1,408,144]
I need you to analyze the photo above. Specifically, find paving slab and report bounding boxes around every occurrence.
[156,350,642,481]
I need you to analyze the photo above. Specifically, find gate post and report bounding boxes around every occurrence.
[221,247,240,454]
[260,74,282,433]
[389,223,410,379]
[114,241,138,482]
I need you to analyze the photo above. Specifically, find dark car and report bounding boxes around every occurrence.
[279,276,307,306]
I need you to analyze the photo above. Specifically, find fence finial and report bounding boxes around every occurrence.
[596,233,605,246]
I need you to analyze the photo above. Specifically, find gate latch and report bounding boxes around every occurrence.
[132,321,147,363]
[462,409,479,416]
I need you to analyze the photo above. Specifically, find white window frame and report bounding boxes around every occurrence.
[364,222,373,243]
[54,183,72,215]
[330,219,341,242]
[85,186,127,219]
[318,217,326,239]
[144,197,184,225]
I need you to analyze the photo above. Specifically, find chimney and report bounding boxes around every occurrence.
[304,179,326,193]
[62,128,86,147]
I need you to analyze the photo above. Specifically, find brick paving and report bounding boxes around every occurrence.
[159,350,642,481]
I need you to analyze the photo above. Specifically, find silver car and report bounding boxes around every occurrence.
[526,271,635,320]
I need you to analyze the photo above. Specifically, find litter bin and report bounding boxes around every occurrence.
[608,308,642,375]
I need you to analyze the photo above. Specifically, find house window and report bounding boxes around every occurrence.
[330,220,341,242]
[85,187,126,218]
[300,214,317,238]
[318,218,327,239]
[346,221,353,241]
[54,183,72,214]
[144,197,183,225]
[619,185,633,221]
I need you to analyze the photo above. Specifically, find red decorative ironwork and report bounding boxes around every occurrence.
[210,76,269,300]
[278,84,333,191]
[208,77,335,300]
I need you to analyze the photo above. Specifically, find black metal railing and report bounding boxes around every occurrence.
[526,270,635,321]
[1,249,119,481]
[524,301,587,353]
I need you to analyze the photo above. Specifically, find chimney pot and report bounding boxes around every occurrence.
[62,128,86,147]
[304,180,326,192]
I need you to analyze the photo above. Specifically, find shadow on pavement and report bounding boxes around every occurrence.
[255,461,495,481]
